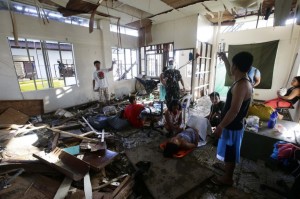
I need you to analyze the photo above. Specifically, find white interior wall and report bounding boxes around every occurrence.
[0,11,138,112]
[197,15,214,43]
[175,49,192,90]
[151,14,198,49]
[150,14,207,90]
[220,25,300,101]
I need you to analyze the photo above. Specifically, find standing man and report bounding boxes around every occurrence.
[247,66,261,87]
[163,60,185,107]
[93,60,115,107]
[212,52,253,186]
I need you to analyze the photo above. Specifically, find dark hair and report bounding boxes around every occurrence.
[209,92,220,98]
[94,60,100,65]
[129,96,136,104]
[294,76,300,87]
[163,143,179,158]
[167,99,182,111]
[232,52,253,73]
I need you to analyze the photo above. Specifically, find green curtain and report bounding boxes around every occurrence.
[225,40,279,89]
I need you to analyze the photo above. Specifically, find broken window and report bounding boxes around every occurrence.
[8,37,77,92]
[112,47,138,81]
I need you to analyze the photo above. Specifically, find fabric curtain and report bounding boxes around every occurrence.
[225,40,279,89]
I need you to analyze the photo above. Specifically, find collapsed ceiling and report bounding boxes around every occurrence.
[11,0,298,29]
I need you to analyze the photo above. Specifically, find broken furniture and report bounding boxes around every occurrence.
[0,99,44,116]
[82,149,119,171]
[241,120,300,161]
[0,108,29,125]
[135,77,159,95]
[0,168,24,190]
[141,101,165,137]
[33,147,90,181]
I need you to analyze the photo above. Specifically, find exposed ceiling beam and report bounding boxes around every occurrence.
[99,0,152,19]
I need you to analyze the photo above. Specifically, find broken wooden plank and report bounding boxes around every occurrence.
[112,175,131,198]
[47,127,99,143]
[80,131,95,137]
[0,100,44,116]
[32,174,62,198]
[33,147,90,181]
[0,160,60,175]
[114,179,134,199]
[53,177,73,199]
[76,154,93,199]
[52,132,60,151]
[53,123,83,131]
[84,172,93,199]
[0,108,29,124]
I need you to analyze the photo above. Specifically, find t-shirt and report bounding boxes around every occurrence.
[210,101,225,116]
[247,66,261,85]
[93,69,109,89]
[123,103,145,128]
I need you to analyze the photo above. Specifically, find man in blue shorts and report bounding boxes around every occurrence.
[213,52,253,186]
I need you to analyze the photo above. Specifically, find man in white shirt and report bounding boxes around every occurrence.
[93,60,115,106]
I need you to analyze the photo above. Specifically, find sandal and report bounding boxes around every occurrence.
[211,176,233,186]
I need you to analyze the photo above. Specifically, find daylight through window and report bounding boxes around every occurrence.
[8,37,77,92]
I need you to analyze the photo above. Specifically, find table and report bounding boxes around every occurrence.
[241,120,300,161]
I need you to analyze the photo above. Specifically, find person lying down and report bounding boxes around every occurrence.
[163,127,200,158]
[162,115,211,158]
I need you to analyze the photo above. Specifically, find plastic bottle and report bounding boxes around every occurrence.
[267,111,278,128]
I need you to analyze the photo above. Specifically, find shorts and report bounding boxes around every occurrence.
[216,128,244,163]
[99,87,109,103]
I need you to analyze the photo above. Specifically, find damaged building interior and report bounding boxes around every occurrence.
[1,0,300,198]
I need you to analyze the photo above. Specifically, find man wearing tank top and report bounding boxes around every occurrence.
[211,52,253,186]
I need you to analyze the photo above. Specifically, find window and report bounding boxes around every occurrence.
[112,47,138,81]
[8,37,77,92]
[140,43,174,77]
[110,24,138,37]
[221,16,298,33]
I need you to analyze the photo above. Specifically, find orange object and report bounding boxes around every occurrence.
[160,141,194,158]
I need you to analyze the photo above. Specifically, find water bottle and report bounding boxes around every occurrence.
[267,111,278,128]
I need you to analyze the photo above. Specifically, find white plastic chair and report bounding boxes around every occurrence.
[180,94,193,124]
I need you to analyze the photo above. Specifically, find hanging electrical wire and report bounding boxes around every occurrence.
[34,0,49,24]
[6,0,18,46]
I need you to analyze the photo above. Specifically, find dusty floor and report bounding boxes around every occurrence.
[0,97,297,199]
[118,128,294,199]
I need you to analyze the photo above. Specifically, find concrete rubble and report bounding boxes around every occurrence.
[0,95,297,199]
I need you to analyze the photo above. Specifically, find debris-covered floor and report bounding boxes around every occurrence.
[0,97,296,199]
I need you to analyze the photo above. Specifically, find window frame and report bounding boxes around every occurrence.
[8,37,78,92]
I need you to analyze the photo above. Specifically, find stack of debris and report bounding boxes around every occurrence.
[0,100,140,199]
